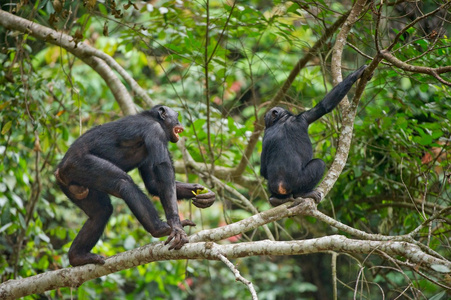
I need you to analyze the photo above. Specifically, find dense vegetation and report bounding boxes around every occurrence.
[0,0,450,299]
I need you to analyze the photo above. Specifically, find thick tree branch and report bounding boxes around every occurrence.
[1,234,449,299]
[331,0,368,108]
[313,0,370,200]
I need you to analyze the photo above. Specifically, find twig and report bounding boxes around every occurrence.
[218,254,258,300]
[386,1,451,52]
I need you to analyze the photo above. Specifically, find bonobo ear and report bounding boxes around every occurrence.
[158,106,167,120]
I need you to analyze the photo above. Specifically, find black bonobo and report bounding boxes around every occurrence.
[55,105,215,266]
[261,65,367,206]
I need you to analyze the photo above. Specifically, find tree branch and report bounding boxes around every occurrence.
[331,0,368,108]
[218,254,258,300]
[1,234,449,299]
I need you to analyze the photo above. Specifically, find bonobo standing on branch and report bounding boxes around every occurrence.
[55,105,215,266]
[261,65,367,206]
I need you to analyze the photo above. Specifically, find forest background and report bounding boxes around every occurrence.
[0,0,450,299]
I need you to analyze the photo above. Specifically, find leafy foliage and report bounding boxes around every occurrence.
[0,0,450,299]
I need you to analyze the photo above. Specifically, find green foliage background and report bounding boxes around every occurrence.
[0,0,450,299]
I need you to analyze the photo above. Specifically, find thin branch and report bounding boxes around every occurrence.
[380,50,451,86]
[347,42,392,65]
[386,1,451,52]
[218,254,258,300]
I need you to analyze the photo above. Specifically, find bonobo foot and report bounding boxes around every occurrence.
[159,219,195,250]
[69,252,106,266]
[165,226,189,250]
[270,190,323,207]
[269,196,294,207]
[289,190,323,208]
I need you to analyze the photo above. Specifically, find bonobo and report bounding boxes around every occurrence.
[55,105,215,266]
[261,65,367,206]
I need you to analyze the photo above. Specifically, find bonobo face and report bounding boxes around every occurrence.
[264,107,290,128]
[154,105,184,143]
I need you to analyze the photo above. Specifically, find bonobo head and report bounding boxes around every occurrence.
[151,105,184,143]
[264,107,293,128]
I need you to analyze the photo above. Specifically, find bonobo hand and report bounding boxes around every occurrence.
[190,184,215,208]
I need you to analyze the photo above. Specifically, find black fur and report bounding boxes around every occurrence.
[261,66,367,206]
[55,105,215,266]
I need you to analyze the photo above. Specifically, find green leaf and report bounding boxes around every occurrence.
[429,291,446,300]
[418,135,433,146]
[1,121,12,135]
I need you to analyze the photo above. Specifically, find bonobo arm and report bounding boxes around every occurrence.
[302,65,367,124]
[140,136,193,250]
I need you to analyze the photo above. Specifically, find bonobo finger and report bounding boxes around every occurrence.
[181,219,196,227]
[194,190,215,200]
[165,232,174,245]
[354,64,367,79]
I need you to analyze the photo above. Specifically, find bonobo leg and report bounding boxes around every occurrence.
[67,189,113,266]
[58,155,179,263]
[292,158,325,203]
[55,168,89,200]
[79,155,176,237]
[269,159,325,206]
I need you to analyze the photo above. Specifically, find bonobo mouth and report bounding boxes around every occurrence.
[172,125,184,142]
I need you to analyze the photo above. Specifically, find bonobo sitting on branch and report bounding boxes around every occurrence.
[261,65,367,206]
[55,105,215,266]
